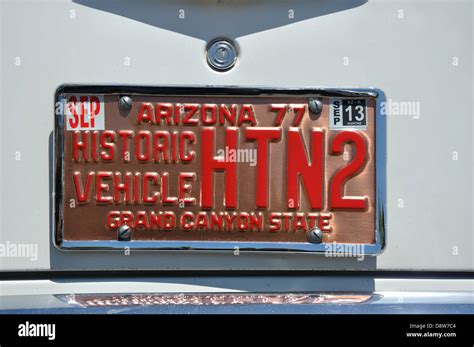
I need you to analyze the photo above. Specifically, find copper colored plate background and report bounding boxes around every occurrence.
[62,94,376,244]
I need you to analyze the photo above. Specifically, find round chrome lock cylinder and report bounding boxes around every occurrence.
[206,38,238,72]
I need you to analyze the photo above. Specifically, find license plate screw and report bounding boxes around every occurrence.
[308,98,323,117]
[117,224,131,241]
[307,227,323,244]
[118,95,132,112]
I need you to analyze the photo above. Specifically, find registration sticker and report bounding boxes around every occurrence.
[65,95,105,131]
[329,98,368,130]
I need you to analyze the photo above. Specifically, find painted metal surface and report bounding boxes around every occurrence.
[0,0,472,271]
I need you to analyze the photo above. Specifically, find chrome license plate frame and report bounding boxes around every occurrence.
[54,85,386,255]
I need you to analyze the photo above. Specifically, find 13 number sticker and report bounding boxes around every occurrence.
[329,98,367,130]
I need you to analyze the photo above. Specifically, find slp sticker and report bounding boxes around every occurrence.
[329,98,367,130]
[65,95,105,131]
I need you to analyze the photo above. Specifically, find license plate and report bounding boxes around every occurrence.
[54,86,386,254]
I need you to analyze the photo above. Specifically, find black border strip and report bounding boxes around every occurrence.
[0,270,473,280]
